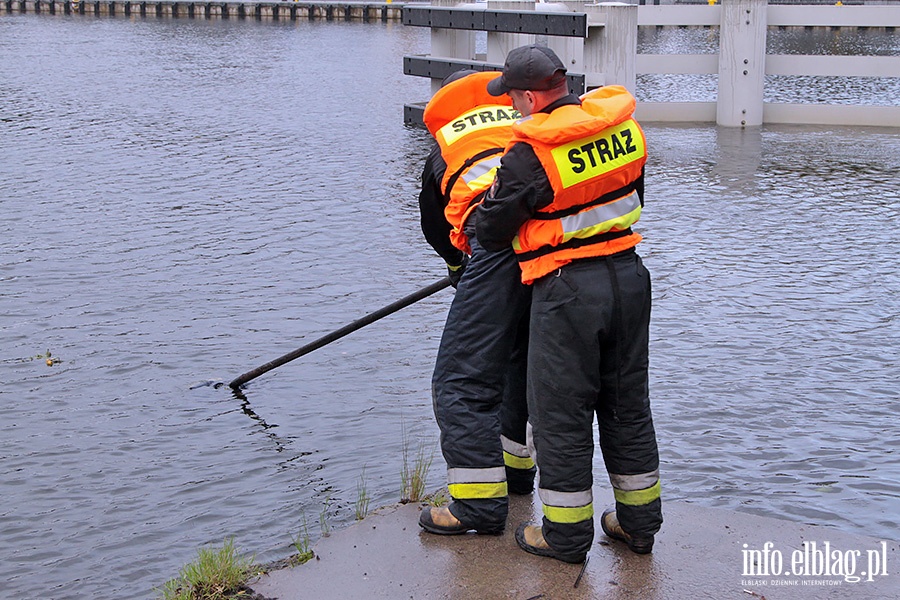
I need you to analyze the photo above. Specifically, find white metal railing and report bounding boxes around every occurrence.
[406,0,900,127]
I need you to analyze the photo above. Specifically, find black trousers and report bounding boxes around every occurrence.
[528,250,662,555]
[432,234,532,527]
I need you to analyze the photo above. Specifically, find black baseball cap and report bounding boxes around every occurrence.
[441,69,479,88]
[487,44,567,96]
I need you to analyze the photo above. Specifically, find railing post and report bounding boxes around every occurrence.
[583,2,637,92]
[486,0,535,66]
[547,1,587,79]
[429,0,476,95]
[717,0,767,127]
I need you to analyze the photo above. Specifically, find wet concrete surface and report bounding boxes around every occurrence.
[250,493,898,600]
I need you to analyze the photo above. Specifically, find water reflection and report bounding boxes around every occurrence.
[642,121,900,541]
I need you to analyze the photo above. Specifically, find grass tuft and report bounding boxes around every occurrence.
[159,538,254,600]
[400,422,434,503]
[291,516,316,565]
[355,467,371,520]
[427,487,450,507]
[319,496,332,537]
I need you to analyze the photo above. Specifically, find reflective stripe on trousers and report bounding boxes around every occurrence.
[527,250,661,555]
[501,434,534,470]
[610,470,661,506]
[432,234,532,527]
[447,466,508,500]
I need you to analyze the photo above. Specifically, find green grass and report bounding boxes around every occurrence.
[291,516,316,565]
[355,467,371,520]
[319,496,332,537]
[427,487,450,507]
[161,455,430,599]
[400,423,434,503]
[159,538,255,600]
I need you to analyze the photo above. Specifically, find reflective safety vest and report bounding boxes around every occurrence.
[510,86,647,283]
[423,71,520,254]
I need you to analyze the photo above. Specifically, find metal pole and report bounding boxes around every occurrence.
[229,277,452,389]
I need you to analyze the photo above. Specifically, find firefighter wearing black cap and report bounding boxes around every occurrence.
[417,70,535,536]
[476,45,663,563]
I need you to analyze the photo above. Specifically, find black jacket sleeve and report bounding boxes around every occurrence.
[418,144,466,266]
[475,142,554,252]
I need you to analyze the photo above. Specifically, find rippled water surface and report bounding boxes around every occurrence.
[1,13,899,600]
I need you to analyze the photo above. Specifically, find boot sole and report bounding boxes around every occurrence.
[514,525,586,564]
[418,511,504,536]
[418,521,503,536]
[600,513,654,554]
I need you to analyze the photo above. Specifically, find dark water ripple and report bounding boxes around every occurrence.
[1,14,899,600]
[642,124,900,537]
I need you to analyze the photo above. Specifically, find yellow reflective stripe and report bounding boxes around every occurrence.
[543,502,594,524]
[465,167,499,191]
[562,206,641,243]
[462,156,502,191]
[560,191,641,243]
[439,105,521,146]
[550,119,645,189]
[448,482,508,500]
[503,450,535,470]
[613,480,661,506]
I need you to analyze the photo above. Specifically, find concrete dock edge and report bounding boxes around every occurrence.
[250,494,898,599]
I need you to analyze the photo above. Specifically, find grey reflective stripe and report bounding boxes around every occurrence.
[608,470,660,491]
[501,435,529,458]
[461,155,502,185]
[526,422,541,484]
[538,487,593,508]
[447,466,507,484]
[559,190,641,235]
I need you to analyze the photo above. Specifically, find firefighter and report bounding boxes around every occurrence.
[476,45,662,563]
[417,70,535,535]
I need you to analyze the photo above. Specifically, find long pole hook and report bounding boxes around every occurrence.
[229,277,452,389]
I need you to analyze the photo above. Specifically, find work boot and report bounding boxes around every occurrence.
[600,508,654,554]
[514,523,587,564]
[418,505,504,536]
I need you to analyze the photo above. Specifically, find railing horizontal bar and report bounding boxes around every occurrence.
[404,55,585,93]
[634,5,899,28]
[763,103,900,127]
[404,55,501,80]
[766,54,900,78]
[635,101,717,123]
[403,6,587,37]
[635,6,720,27]
[768,6,900,28]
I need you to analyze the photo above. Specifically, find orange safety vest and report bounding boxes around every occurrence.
[509,86,647,283]
[423,72,519,254]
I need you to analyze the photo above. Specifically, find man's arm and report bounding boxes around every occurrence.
[418,145,466,266]
[475,143,552,252]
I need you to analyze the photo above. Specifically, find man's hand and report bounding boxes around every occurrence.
[446,255,469,288]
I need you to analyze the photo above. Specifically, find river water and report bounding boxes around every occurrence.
[1,13,898,600]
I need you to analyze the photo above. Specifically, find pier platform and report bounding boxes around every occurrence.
[250,492,898,599]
